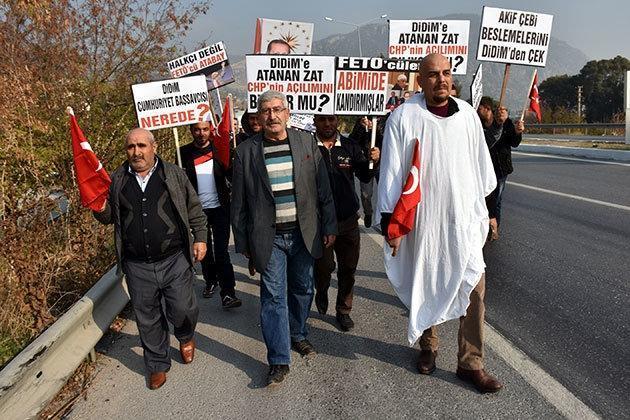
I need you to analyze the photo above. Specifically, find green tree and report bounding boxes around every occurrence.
[539,74,580,113]
[0,0,209,367]
[578,56,630,122]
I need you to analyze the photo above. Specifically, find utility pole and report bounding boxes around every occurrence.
[577,85,583,121]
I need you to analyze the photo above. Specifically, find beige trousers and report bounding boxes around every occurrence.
[419,274,486,370]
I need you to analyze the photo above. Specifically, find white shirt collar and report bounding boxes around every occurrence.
[316,132,341,148]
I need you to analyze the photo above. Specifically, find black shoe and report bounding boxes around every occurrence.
[315,293,328,315]
[336,312,355,331]
[203,283,217,298]
[221,294,242,309]
[364,214,372,228]
[266,364,289,386]
[417,349,437,375]
[291,339,316,357]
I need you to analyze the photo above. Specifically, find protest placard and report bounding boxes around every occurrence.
[167,41,235,91]
[132,75,211,130]
[389,20,470,74]
[470,64,483,110]
[246,55,335,114]
[477,7,553,67]
[288,114,315,132]
[335,57,416,115]
[254,18,314,54]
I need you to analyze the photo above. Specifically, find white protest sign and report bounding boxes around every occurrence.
[470,64,483,110]
[288,114,315,132]
[167,41,235,91]
[246,55,335,114]
[131,75,211,130]
[335,57,421,115]
[389,20,470,74]
[477,7,553,67]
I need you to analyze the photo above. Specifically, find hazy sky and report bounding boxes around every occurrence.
[186,0,629,61]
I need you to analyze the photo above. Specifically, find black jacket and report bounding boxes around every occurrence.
[486,118,522,178]
[231,128,337,272]
[179,141,231,206]
[317,134,377,222]
[93,157,207,274]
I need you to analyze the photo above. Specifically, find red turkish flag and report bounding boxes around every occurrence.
[210,98,232,168]
[69,109,111,211]
[387,139,422,239]
[529,72,542,123]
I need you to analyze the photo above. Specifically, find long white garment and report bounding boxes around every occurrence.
[377,93,497,345]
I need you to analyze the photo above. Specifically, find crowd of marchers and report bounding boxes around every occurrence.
[93,45,523,392]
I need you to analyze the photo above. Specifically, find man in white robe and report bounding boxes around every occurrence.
[377,54,502,393]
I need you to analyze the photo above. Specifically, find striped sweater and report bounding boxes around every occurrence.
[263,138,297,231]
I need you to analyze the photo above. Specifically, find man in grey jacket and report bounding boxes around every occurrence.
[94,128,207,390]
[231,90,337,386]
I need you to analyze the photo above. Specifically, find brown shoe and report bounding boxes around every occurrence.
[417,349,437,375]
[180,339,195,364]
[456,367,503,393]
[149,371,166,390]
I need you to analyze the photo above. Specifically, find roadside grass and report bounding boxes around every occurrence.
[0,198,114,371]
[0,333,29,368]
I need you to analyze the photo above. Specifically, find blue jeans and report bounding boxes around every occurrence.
[260,229,314,365]
[495,176,508,225]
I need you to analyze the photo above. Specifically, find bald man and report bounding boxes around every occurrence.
[94,128,207,390]
[266,39,291,54]
[378,54,502,393]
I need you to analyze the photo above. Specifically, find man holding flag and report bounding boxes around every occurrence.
[477,97,525,238]
[92,127,207,390]
[378,54,502,393]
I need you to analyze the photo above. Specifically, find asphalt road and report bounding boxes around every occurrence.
[66,150,628,419]
[68,224,564,418]
[484,152,630,418]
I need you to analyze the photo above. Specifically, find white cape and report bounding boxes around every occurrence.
[377,93,497,345]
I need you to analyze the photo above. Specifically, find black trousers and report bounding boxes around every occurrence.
[123,251,198,374]
[360,179,374,218]
[314,216,360,314]
[201,205,236,297]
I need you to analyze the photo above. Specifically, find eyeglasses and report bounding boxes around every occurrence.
[260,106,287,116]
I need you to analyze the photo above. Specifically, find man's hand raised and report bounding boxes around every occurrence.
[495,106,508,125]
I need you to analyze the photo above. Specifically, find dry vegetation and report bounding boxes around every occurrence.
[0,0,208,367]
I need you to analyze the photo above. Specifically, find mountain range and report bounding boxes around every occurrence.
[222,13,589,114]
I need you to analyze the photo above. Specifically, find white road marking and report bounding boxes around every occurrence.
[362,224,599,419]
[507,181,630,211]
[513,151,630,167]
[483,325,600,419]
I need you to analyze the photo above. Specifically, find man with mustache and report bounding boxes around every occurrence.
[94,128,207,390]
[378,54,502,393]
[231,90,337,386]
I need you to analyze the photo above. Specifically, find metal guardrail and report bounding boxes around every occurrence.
[527,123,625,139]
[0,267,129,420]
[528,123,624,129]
